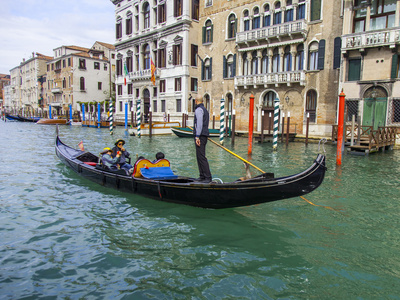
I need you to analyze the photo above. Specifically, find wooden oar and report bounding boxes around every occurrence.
[188,126,265,174]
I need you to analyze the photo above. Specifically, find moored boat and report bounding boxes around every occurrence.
[37,118,69,125]
[128,121,181,136]
[55,131,327,209]
[171,126,220,138]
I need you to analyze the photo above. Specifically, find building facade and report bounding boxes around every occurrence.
[45,44,115,117]
[9,53,53,115]
[198,0,343,136]
[0,74,10,110]
[111,0,200,122]
[340,0,400,130]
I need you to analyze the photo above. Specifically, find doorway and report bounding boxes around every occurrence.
[363,86,387,130]
[262,91,277,132]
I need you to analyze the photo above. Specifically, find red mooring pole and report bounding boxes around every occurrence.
[248,94,254,155]
[336,90,346,165]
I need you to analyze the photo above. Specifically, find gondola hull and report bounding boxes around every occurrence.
[55,135,326,209]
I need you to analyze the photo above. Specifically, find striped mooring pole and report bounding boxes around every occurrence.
[273,98,280,151]
[136,99,141,138]
[220,97,225,145]
[109,99,113,135]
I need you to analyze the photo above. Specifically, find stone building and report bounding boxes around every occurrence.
[110,0,201,122]
[198,0,344,136]
[0,74,10,110]
[9,53,53,115]
[45,44,114,117]
[340,0,400,130]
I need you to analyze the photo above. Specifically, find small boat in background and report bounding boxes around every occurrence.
[171,126,220,138]
[5,113,39,122]
[128,121,181,136]
[37,118,69,125]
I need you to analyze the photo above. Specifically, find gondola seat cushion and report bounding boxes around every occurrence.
[133,158,171,178]
[140,167,177,179]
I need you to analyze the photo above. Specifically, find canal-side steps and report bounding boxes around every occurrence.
[332,125,397,155]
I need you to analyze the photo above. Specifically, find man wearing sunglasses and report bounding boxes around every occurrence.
[112,139,133,172]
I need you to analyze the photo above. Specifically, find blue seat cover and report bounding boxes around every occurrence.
[140,167,177,179]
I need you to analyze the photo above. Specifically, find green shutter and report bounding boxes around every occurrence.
[348,59,361,81]
[235,18,237,37]
[210,24,213,43]
[317,39,325,70]
[311,0,321,21]
[333,37,341,69]
[202,26,206,44]
[233,54,237,76]
[210,57,213,80]
[391,54,398,79]
[201,59,204,80]
[223,56,227,78]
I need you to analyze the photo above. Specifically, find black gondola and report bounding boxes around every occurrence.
[55,134,327,209]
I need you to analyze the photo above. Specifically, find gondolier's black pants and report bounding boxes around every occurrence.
[195,136,212,180]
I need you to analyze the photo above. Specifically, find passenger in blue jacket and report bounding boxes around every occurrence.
[111,139,133,172]
[101,147,121,170]
[194,96,212,183]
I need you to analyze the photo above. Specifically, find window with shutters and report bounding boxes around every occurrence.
[251,51,258,75]
[126,56,133,72]
[191,44,198,67]
[285,0,293,22]
[284,46,292,71]
[253,7,260,29]
[225,54,236,78]
[173,44,182,65]
[262,49,269,73]
[272,48,280,73]
[174,0,182,17]
[273,2,282,25]
[192,0,199,20]
[227,14,237,39]
[116,17,122,39]
[203,20,213,44]
[263,4,271,27]
[116,59,122,75]
[306,90,317,122]
[348,58,361,81]
[310,0,321,21]
[143,3,150,29]
[297,0,306,20]
[202,58,212,80]
[158,3,166,23]
[158,48,166,68]
[296,44,304,70]
[243,10,250,31]
[191,78,198,91]
[308,41,319,70]
[391,54,399,78]
[126,12,133,35]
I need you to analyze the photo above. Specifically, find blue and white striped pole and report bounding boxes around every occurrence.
[136,99,141,138]
[220,97,225,145]
[109,99,113,135]
[273,98,280,151]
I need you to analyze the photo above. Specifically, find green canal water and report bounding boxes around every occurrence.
[0,121,399,299]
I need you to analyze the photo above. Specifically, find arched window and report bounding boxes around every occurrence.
[306,90,317,122]
[285,0,293,22]
[253,7,260,29]
[143,44,150,70]
[143,2,150,29]
[242,53,248,75]
[296,44,304,70]
[62,77,66,89]
[251,51,258,74]
[243,10,250,31]
[308,41,319,70]
[263,91,277,108]
[116,16,122,39]
[272,48,280,73]
[126,11,133,35]
[297,0,305,20]
[204,58,211,80]
[80,77,85,91]
[226,54,235,78]
[263,4,270,27]
[228,14,236,38]
[205,20,213,43]
[262,49,269,73]
[273,2,281,25]
[284,46,292,71]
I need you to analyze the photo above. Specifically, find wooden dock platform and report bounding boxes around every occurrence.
[332,125,397,155]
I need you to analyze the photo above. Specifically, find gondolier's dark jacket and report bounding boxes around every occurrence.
[194,103,209,138]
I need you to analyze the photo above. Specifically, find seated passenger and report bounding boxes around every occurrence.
[112,139,133,172]
[152,152,165,163]
[101,147,121,170]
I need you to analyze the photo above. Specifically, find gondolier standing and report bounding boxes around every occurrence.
[194,96,212,183]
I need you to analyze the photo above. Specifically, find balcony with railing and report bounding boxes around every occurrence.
[235,70,306,88]
[342,27,400,51]
[236,20,307,45]
[51,87,62,94]
[128,69,158,81]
